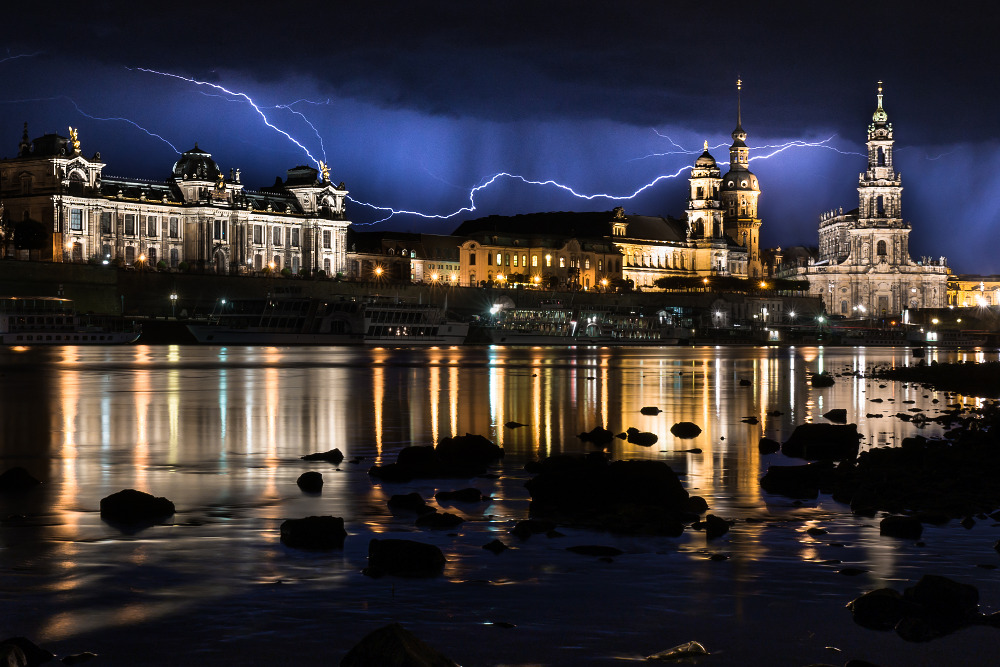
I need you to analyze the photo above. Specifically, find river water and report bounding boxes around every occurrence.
[2,344,999,666]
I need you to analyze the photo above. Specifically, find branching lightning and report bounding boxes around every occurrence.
[0,51,42,65]
[132,67,322,168]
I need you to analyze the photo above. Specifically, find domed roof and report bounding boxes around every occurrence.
[171,144,221,181]
[694,141,717,167]
[720,167,759,192]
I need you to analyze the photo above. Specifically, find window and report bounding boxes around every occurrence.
[469,252,476,266]
[214,220,226,241]
[532,256,538,267]
[124,214,136,235]
[169,217,179,238]
[487,254,492,266]
[101,212,112,234]
[102,244,111,259]
[877,240,887,256]
[125,246,135,264]
[292,257,300,273]
[323,258,331,274]
[496,253,502,266]
[513,254,518,267]
[70,208,83,231]
[170,248,179,267]
[253,225,262,244]
[273,227,282,246]
[147,216,157,236]
[521,254,527,268]
[254,254,262,271]
[598,259,603,271]
[148,247,157,264]
[559,257,565,268]
[505,254,510,266]
[323,230,331,248]
[273,255,281,269]
[291,229,300,247]
[841,300,848,315]
[585,258,591,270]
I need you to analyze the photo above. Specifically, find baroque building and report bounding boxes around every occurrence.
[778,83,948,318]
[0,125,351,276]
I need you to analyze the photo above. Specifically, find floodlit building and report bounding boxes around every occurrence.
[777,83,949,318]
[0,125,351,276]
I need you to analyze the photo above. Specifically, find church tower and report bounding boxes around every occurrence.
[685,141,723,242]
[858,81,903,224]
[720,79,762,277]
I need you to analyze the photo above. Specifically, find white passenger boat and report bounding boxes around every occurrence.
[186,296,469,346]
[0,296,140,345]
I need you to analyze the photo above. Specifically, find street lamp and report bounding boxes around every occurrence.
[138,253,146,270]
[170,292,177,318]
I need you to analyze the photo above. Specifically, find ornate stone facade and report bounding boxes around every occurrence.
[0,125,351,276]
[779,84,949,318]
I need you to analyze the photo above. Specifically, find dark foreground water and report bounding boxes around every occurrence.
[2,344,999,666]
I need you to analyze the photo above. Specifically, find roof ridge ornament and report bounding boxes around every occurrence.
[872,80,888,124]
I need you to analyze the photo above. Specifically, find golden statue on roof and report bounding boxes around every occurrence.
[68,126,80,153]
[319,161,331,182]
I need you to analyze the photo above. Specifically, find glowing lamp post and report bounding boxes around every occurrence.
[170,292,177,318]
[138,253,146,270]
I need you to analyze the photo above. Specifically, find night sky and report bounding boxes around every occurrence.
[3,2,999,272]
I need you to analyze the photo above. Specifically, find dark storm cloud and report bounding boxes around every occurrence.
[12,2,999,142]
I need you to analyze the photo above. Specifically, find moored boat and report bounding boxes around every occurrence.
[186,296,469,346]
[0,296,140,345]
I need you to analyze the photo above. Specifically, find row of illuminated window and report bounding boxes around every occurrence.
[469,252,615,272]
[72,210,337,251]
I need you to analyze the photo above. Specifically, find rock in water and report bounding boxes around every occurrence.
[99,489,175,525]
[640,406,662,415]
[758,437,780,455]
[296,471,323,493]
[364,538,445,577]
[340,622,457,667]
[279,516,347,550]
[823,408,848,423]
[880,515,923,539]
[300,448,345,464]
[578,426,615,445]
[669,422,702,439]
[0,637,54,666]
[504,421,526,428]
[0,467,42,493]
[646,640,709,660]
[781,423,860,460]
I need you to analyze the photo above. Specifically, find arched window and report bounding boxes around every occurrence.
[254,254,263,271]
[877,240,887,256]
[841,300,848,315]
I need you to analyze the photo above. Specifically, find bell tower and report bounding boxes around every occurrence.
[720,79,763,277]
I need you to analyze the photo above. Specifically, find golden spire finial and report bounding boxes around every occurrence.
[703,140,709,152]
[736,78,742,91]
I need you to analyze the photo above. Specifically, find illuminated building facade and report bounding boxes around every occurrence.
[948,275,1000,307]
[0,125,350,275]
[779,84,948,318]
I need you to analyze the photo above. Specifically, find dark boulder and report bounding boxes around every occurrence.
[504,421,526,428]
[578,426,614,446]
[414,511,465,529]
[339,622,457,667]
[669,422,702,439]
[280,516,347,550]
[693,514,732,539]
[371,435,504,481]
[0,643,25,667]
[364,538,445,577]
[880,515,923,539]
[758,437,780,455]
[823,408,848,423]
[388,492,430,513]
[300,448,344,464]
[640,406,662,415]
[434,488,486,503]
[99,489,175,526]
[296,471,323,493]
[0,467,42,493]
[811,372,835,387]
[781,423,860,460]
[0,637,54,666]
[482,539,507,554]
[760,461,837,499]
[511,518,557,539]
[848,588,912,630]
[625,427,657,447]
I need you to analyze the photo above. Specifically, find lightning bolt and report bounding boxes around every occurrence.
[0,51,42,65]
[132,67,322,169]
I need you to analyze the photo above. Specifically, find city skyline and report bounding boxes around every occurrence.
[2,2,998,272]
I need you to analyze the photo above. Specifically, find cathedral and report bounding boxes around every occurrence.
[777,83,949,318]
[0,125,351,276]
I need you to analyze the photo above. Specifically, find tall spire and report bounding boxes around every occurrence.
[736,78,743,130]
[872,80,888,124]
